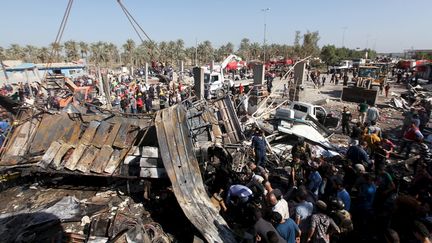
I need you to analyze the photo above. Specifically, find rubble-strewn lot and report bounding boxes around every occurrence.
[1,72,431,243]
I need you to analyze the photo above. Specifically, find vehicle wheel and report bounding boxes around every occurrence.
[216,89,225,98]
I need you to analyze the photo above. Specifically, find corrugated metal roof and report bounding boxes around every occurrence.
[0,111,151,177]
[155,105,237,243]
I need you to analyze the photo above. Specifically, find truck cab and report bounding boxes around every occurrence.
[289,101,327,124]
[204,72,233,99]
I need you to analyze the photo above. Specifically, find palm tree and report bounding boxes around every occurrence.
[6,44,25,60]
[24,45,38,62]
[79,41,89,59]
[50,42,63,62]
[142,40,158,61]
[64,40,79,62]
[0,47,5,60]
[105,42,120,67]
[249,42,262,60]
[238,38,251,61]
[197,40,214,64]
[185,47,196,66]
[122,39,136,67]
[90,41,108,65]
[174,39,185,63]
[158,41,168,64]
[36,47,50,63]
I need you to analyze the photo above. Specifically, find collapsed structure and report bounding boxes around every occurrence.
[0,95,245,242]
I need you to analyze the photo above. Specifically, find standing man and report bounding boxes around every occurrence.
[358,101,368,124]
[307,201,340,243]
[252,129,267,166]
[272,212,301,243]
[384,83,391,98]
[341,107,352,135]
[399,122,424,159]
[366,103,380,124]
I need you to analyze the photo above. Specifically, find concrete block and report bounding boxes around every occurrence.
[253,64,265,85]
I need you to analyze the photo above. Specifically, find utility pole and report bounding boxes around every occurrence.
[195,38,198,66]
[261,8,270,62]
[342,26,347,47]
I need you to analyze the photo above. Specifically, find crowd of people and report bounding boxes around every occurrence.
[108,75,193,114]
[206,93,432,242]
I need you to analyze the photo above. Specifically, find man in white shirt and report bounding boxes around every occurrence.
[268,191,289,220]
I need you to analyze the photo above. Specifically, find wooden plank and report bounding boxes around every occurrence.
[104,123,121,146]
[80,121,100,145]
[38,141,62,168]
[75,146,98,173]
[61,122,82,146]
[51,143,73,170]
[29,114,73,154]
[125,126,139,147]
[64,143,87,171]
[90,145,114,173]
[104,149,127,174]
[112,123,130,148]
[91,121,113,148]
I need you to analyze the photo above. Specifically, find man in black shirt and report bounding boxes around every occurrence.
[350,122,363,144]
[341,107,352,135]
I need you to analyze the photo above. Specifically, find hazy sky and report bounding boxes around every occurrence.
[1,0,431,53]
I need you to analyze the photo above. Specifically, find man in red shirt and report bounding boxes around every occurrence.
[399,123,424,158]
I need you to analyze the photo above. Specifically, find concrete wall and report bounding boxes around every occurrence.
[253,64,265,85]
[193,67,205,99]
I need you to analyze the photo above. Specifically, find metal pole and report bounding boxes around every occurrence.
[342,26,347,47]
[195,38,198,66]
[261,8,270,62]
[24,69,34,98]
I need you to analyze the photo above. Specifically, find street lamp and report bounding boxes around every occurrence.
[341,26,347,48]
[261,8,270,62]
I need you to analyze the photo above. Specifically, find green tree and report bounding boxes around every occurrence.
[174,39,186,63]
[249,42,262,60]
[24,45,38,62]
[90,41,108,65]
[197,40,214,64]
[122,39,136,66]
[301,31,320,57]
[6,44,25,60]
[50,42,63,62]
[185,47,196,66]
[79,41,89,59]
[293,31,302,57]
[237,38,251,61]
[36,47,50,63]
[0,46,5,60]
[64,40,80,61]
[320,45,339,66]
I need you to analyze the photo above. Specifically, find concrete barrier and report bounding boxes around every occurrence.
[341,87,378,105]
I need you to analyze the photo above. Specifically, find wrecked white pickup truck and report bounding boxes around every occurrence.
[275,101,340,129]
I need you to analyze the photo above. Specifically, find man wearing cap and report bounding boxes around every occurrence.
[307,200,340,243]
[226,184,253,206]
